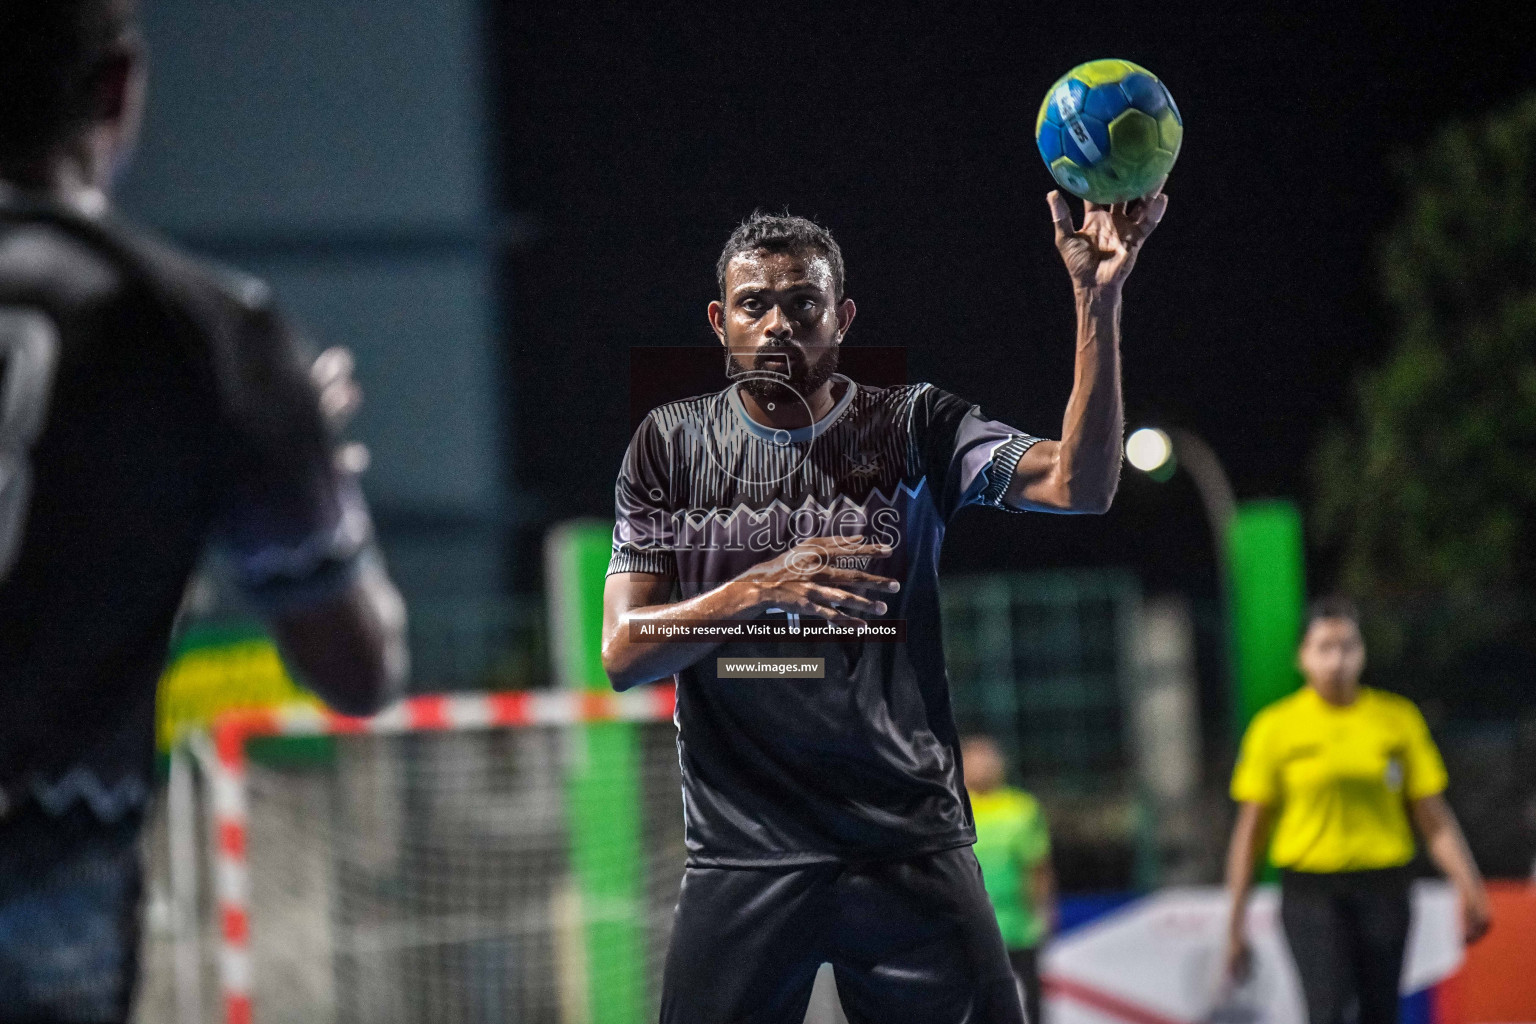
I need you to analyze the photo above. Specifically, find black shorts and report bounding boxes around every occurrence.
[660,844,1025,1024]
[1007,947,1042,1024]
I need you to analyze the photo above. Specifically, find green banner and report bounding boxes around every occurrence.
[548,521,646,1024]
[1225,500,1306,882]
[1225,500,1306,732]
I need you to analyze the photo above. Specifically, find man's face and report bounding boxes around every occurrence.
[711,249,851,404]
[961,738,1005,794]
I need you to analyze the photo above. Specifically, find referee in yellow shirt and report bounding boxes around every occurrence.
[1222,597,1491,1024]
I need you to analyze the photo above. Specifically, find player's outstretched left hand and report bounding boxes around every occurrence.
[1048,184,1167,293]
[312,346,370,474]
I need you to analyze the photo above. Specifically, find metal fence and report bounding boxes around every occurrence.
[941,569,1140,793]
[405,597,550,693]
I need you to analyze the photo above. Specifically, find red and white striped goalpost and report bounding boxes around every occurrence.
[206,685,678,1024]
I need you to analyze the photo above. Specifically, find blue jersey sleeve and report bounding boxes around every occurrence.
[910,385,1042,521]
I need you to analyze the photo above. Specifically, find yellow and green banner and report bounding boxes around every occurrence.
[156,622,325,766]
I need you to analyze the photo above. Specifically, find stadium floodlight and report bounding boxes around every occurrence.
[1125,427,1173,473]
[1127,424,1238,550]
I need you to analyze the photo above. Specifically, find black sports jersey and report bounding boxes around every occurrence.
[0,188,371,818]
[608,373,1040,865]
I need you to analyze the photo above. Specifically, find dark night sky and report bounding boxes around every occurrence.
[498,0,1535,601]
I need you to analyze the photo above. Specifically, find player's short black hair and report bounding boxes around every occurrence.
[1303,595,1361,633]
[0,0,138,168]
[716,210,847,303]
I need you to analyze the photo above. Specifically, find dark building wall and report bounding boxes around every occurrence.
[119,0,512,600]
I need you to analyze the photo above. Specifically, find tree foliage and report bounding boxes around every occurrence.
[1313,96,1536,709]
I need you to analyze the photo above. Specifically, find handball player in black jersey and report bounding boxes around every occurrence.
[0,3,408,1020]
[603,195,1166,1023]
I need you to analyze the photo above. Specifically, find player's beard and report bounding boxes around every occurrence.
[725,331,841,406]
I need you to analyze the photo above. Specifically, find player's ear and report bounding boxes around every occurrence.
[707,299,726,345]
[92,37,148,185]
[836,297,856,340]
[92,33,148,125]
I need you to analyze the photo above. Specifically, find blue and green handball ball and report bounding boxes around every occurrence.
[1035,59,1182,204]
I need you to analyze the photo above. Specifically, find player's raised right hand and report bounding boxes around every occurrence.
[732,535,901,627]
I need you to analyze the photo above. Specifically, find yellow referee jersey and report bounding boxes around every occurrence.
[1230,686,1448,873]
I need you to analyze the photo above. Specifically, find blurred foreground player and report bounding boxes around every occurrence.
[0,2,408,1020]
[963,735,1055,1024]
[603,189,1165,1023]
[1223,598,1490,1024]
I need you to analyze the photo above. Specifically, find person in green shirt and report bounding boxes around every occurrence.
[964,734,1057,1024]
